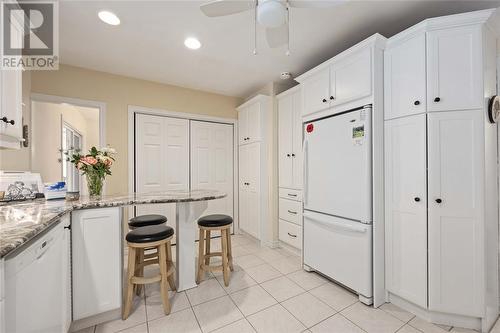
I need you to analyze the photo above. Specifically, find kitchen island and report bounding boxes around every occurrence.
[0,190,226,332]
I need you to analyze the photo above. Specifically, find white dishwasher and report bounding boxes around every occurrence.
[5,218,70,333]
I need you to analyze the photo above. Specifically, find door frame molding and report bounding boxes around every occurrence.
[127,105,239,233]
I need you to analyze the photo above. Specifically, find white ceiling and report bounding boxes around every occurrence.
[59,1,500,98]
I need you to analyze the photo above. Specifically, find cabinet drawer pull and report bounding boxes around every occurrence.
[287,194,297,197]
[287,210,297,215]
[287,232,297,238]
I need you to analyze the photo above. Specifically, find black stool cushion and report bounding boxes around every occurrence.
[126,225,174,243]
[198,214,233,228]
[129,214,167,228]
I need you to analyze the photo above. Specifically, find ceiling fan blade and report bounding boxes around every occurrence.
[288,0,347,8]
[266,24,288,48]
[200,0,255,17]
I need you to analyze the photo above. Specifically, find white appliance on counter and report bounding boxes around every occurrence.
[5,216,71,333]
[303,105,373,304]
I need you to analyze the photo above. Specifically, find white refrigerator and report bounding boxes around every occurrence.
[303,105,373,303]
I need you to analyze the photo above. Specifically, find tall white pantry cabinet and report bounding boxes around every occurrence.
[384,9,499,332]
[277,86,303,250]
[237,95,271,242]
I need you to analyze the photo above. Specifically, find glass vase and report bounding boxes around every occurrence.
[86,173,104,200]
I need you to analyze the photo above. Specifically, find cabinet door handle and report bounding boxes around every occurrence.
[287,153,291,157]
[1,117,14,125]
[330,96,335,100]
[287,210,297,215]
[414,100,420,106]
[287,232,297,238]
[434,97,441,102]
[414,197,420,202]
[322,98,327,103]
[435,198,442,204]
[291,153,295,157]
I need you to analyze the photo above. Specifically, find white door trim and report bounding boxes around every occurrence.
[127,105,239,234]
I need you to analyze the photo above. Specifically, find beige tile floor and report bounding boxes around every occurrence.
[78,234,500,333]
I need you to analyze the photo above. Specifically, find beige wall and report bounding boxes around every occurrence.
[31,101,99,184]
[30,64,242,194]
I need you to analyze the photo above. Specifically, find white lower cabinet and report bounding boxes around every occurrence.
[427,110,484,316]
[384,114,427,308]
[72,207,122,320]
[278,220,302,249]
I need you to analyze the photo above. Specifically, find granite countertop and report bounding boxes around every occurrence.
[0,190,226,258]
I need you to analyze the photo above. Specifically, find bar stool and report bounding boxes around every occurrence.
[123,225,176,320]
[196,214,233,286]
[128,214,167,229]
[127,214,168,296]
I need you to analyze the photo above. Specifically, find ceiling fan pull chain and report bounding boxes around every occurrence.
[286,2,290,56]
[253,0,258,55]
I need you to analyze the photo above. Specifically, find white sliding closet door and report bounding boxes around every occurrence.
[135,114,189,239]
[190,121,234,232]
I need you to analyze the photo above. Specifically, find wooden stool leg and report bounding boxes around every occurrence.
[204,230,211,266]
[135,249,144,296]
[221,229,230,287]
[226,228,234,271]
[158,243,171,315]
[166,241,176,291]
[123,247,136,320]
[197,228,205,284]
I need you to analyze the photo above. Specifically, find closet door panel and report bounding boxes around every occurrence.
[135,114,189,239]
[428,110,484,316]
[191,121,234,220]
[384,114,427,308]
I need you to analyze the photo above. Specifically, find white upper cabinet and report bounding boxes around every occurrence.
[384,33,427,120]
[301,68,330,116]
[297,34,384,118]
[0,12,23,149]
[332,48,372,107]
[427,110,484,317]
[238,95,265,145]
[278,88,302,190]
[426,25,482,112]
[384,114,427,308]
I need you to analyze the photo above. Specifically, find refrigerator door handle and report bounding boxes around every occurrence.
[303,139,309,205]
[304,212,368,234]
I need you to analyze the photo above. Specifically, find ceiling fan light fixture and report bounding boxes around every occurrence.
[257,0,286,28]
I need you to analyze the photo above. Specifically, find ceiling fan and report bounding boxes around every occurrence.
[200,0,347,55]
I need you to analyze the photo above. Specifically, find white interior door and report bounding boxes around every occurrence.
[428,110,484,316]
[135,114,189,238]
[384,33,427,120]
[190,120,234,228]
[278,94,294,188]
[384,114,427,308]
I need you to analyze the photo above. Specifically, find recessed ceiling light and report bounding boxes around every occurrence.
[184,37,201,50]
[98,10,120,26]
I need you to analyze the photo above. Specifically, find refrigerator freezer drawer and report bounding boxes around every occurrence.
[303,211,373,297]
[279,219,302,249]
